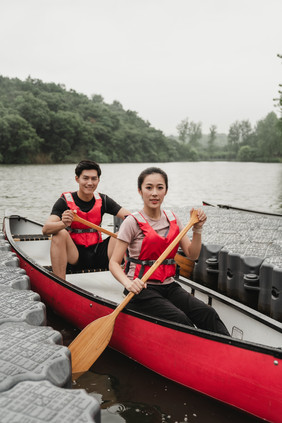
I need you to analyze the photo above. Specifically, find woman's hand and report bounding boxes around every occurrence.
[125,277,147,294]
[190,207,207,229]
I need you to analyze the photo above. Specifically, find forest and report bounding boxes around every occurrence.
[0,75,281,164]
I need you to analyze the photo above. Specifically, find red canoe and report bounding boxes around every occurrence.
[3,215,282,423]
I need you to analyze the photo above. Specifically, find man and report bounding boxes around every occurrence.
[42,160,130,279]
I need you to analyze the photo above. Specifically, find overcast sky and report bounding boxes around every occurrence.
[1,0,281,135]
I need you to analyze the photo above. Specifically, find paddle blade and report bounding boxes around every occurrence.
[69,314,116,375]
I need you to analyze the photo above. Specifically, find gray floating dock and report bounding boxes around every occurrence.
[0,266,30,289]
[175,205,282,320]
[0,285,46,326]
[0,321,63,345]
[0,329,71,391]
[0,380,101,423]
[0,250,19,267]
[0,230,101,422]
[0,239,12,251]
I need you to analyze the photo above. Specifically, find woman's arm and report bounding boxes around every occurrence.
[109,239,146,294]
[179,208,207,260]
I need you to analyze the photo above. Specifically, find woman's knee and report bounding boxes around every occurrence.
[207,306,220,320]
[173,310,194,326]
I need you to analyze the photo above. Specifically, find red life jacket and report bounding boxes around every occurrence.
[126,210,180,283]
[63,191,103,247]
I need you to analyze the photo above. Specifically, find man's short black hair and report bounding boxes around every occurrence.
[75,160,102,178]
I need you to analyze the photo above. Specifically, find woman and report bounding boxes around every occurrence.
[109,167,229,335]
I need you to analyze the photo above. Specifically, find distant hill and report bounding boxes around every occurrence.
[0,75,185,164]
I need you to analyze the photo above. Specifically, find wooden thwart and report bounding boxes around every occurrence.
[69,210,199,376]
[13,234,51,241]
[174,253,195,278]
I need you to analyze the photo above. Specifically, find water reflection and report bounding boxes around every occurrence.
[73,349,263,423]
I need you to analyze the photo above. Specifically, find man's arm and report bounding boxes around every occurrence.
[101,194,130,220]
[116,207,130,220]
[42,197,71,235]
[42,209,75,235]
[42,214,64,236]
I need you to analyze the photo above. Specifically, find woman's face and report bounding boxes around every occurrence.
[138,173,167,210]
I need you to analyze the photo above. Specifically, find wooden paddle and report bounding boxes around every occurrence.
[69,209,199,376]
[73,212,117,238]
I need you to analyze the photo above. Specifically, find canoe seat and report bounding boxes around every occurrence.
[44,265,108,274]
[13,234,52,241]
[175,252,195,278]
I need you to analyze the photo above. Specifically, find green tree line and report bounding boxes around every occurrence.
[176,112,282,162]
[0,75,281,164]
[0,76,184,164]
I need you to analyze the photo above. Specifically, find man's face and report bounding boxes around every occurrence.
[76,169,100,196]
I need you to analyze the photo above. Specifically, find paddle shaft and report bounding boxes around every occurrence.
[73,212,117,238]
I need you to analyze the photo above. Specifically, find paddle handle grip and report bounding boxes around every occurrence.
[114,210,200,315]
[73,212,117,238]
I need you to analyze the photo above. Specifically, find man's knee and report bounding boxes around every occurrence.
[51,229,69,247]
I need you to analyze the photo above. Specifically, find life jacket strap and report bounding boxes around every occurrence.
[67,228,98,234]
[125,256,176,279]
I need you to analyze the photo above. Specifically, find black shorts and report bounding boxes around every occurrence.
[67,237,110,272]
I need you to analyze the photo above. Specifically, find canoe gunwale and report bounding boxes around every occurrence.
[177,274,282,335]
[202,200,282,217]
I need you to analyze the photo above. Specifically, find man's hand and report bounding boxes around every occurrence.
[61,210,74,228]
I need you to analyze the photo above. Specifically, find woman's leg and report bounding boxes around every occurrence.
[127,284,195,326]
[166,282,230,336]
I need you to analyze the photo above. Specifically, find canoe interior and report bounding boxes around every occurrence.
[6,215,282,353]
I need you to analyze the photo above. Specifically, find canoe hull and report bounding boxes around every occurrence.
[4,215,282,422]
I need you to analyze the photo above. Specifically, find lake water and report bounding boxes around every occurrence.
[1,161,282,423]
[1,161,282,224]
